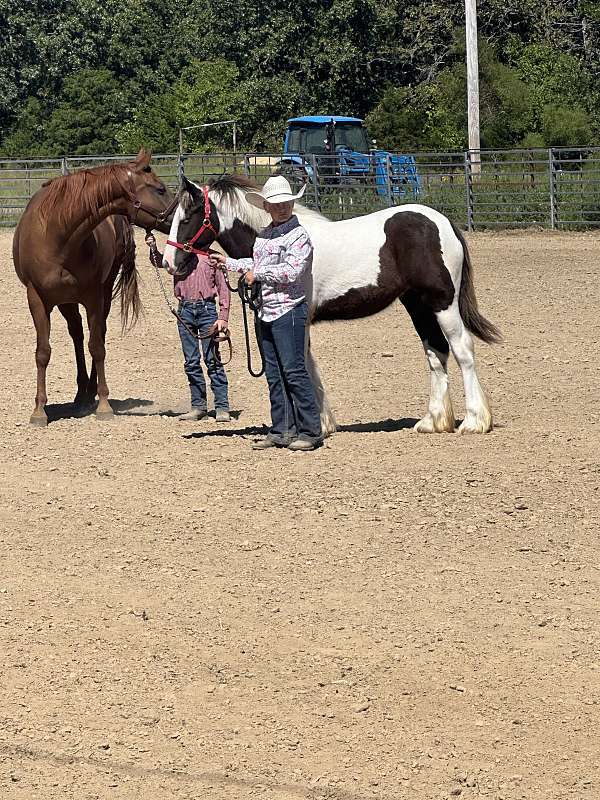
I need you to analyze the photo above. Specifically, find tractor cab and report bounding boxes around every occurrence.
[280,115,420,199]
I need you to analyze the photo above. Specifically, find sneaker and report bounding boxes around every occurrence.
[215,409,231,423]
[178,408,207,421]
[251,437,279,450]
[287,438,318,451]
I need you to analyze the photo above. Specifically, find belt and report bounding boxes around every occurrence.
[178,297,216,306]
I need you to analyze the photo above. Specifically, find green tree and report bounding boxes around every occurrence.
[118,60,244,153]
[365,35,596,151]
[43,68,129,155]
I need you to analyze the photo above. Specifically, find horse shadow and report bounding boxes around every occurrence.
[183,417,418,439]
[46,397,160,423]
[338,417,418,433]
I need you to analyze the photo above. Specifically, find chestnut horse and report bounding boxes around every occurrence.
[13,149,175,426]
[165,175,501,437]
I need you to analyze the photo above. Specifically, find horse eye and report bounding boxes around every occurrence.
[142,165,152,173]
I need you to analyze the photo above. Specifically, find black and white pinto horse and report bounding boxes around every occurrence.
[162,175,501,437]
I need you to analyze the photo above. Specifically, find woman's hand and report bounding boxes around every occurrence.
[209,252,227,267]
[245,270,255,285]
[215,319,228,333]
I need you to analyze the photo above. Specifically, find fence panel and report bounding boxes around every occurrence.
[0,158,63,226]
[4,147,600,228]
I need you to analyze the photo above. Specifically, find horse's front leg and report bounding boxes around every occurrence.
[27,283,53,426]
[84,297,113,420]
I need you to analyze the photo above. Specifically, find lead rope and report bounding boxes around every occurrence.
[144,232,232,367]
[219,267,265,379]
[237,277,265,378]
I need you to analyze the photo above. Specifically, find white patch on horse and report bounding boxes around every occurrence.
[436,300,493,433]
[162,204,184,272]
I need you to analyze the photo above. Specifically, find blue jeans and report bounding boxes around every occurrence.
[260,302,322,445]
[177,300,229,410]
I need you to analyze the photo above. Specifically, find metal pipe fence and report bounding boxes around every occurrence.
[3,147,600,229]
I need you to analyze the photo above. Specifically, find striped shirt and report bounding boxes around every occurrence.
[225,216,313,323]
[167,254,231,323]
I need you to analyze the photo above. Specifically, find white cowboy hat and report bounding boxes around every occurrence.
[245,175,306,209]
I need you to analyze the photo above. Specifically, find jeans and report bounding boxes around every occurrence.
[177,300,229,410]
[260,302,322,445]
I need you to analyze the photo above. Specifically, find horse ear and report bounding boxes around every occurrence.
[134,148,152,170]
[180,176,202,211]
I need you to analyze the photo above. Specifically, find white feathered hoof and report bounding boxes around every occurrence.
[320,409,338,439]
[414,412,455,434]
[414,395,456,433]
[458,408,493,434]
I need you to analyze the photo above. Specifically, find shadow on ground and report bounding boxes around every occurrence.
[183,417,419,439]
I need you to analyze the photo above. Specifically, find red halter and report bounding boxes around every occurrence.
[166,185,218,255]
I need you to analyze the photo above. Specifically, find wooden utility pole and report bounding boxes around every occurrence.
[465,0,481,174]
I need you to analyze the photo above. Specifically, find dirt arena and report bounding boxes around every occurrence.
[1,227,599,800]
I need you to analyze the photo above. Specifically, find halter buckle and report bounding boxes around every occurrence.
[182,242,193,253]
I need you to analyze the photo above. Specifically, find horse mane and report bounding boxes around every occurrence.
[38,164,132,228]
[208,172,329,231]
[208,174,269,232]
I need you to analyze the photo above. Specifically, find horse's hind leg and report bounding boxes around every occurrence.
[27,283,52,426]
[436,302,492,434]
[401,292,455,433]
[84,297,113,420]
[305,330,337,437]
[58,303,92,410]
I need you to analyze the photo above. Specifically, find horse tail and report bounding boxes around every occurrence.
[113,222,141,333]
[452,223,502,344]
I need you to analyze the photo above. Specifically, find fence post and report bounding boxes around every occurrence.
[310,154,321,211]
[548,148,557,229]
[464,151,474,231]
[61,157,69,176]
[177,154,185,183]
[385,154,393,207]
[243,153,250,177]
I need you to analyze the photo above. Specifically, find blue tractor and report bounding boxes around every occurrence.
[278,115,420,200]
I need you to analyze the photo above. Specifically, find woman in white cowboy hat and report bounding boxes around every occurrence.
[210,175,322,451]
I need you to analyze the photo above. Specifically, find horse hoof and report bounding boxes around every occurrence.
[96,410,114,421]
[458,410,493,434]
[29,414,48,427]
[414,414,455,434]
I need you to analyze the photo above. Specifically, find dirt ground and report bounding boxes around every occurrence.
[1,227,599,800]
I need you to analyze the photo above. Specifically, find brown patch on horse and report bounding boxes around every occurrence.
[217,218,257,259]
[312,211,455,323]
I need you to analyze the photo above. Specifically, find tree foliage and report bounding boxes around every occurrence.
[2,0,600,155]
